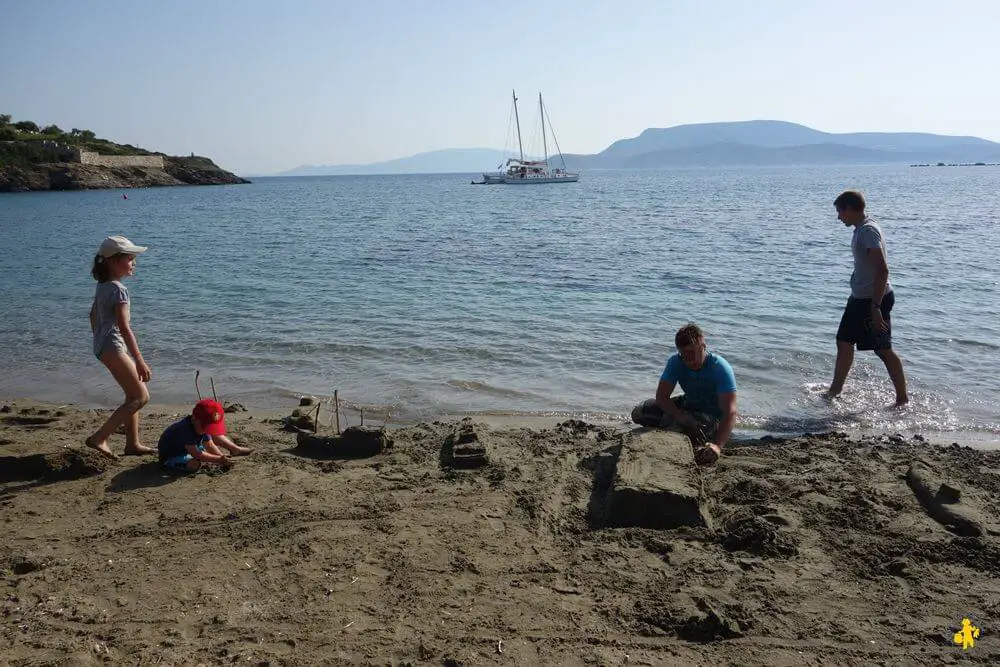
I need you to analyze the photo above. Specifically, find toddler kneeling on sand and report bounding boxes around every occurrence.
[158,399,252,472]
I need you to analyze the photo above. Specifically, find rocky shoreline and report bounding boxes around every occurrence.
[0,155,248,192]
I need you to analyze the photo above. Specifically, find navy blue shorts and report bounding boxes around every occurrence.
[631,396,720,434]
[836,291,895,351]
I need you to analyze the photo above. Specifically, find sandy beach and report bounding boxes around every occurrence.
[2,396,999,665]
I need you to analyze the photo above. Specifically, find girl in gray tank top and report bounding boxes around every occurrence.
[85,235,156,459]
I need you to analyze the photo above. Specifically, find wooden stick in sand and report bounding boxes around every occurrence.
[334,390,341,435]
[210,377,218,402]
[313,402,321,434]
[195,370,203,400]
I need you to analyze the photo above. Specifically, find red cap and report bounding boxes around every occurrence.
[192,399,227,436]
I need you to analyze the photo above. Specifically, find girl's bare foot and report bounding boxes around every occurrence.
[85,437,118,460]
[124,444,156,456]
[228,445,253,456]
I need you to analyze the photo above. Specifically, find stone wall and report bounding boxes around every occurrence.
[75,149,164,169]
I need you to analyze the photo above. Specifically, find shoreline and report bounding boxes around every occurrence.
[4,393,997,451]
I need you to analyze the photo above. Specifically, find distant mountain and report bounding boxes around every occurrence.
[272,121,1000,175]
[275,148,515,176]
[595,120,1000,166]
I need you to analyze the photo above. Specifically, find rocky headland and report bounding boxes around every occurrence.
[0,115,248,192]
[0,155,249,192]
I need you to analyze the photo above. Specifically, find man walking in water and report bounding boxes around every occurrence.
[826,190,909,406]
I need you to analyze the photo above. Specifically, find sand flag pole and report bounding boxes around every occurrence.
[334,390,341,435]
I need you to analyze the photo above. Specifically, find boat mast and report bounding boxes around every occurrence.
[539,93,549,166]
[512,89,524,162]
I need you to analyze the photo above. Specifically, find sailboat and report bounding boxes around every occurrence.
[478,91,579,185]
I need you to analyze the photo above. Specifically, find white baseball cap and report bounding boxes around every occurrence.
[97,235,148,258]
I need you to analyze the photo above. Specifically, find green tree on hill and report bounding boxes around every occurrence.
[14,120,38,133]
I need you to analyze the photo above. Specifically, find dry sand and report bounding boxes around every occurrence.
[2,397,999,666]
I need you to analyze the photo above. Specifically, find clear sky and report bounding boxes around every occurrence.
[3,0,998,174]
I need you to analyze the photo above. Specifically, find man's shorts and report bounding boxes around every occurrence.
[160,444,205,471]
[836,291,895,351]
[630,396,719,436]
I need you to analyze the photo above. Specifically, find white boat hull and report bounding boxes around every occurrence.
[503,173,579,184]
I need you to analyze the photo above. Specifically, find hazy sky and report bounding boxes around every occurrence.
[3,1,998,174]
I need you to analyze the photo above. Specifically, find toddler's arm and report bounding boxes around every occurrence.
[185,441,231,467]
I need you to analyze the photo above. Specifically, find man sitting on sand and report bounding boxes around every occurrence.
[631,323,738,465]
[158,399,252,472]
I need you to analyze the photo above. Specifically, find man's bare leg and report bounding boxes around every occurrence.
[875,348,909,406]
[826,340,855,398]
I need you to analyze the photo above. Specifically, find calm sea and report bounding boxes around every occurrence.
[1,167,998,442]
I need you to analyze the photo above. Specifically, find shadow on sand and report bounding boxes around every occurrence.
[106,461,188,492]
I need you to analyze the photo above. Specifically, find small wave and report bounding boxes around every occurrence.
[950,338,1000,351]
[453,408,631,424]
[738,413,858,434]
[875,215,921,222]
[446,379,538,399]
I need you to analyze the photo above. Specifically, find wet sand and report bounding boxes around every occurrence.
[2,397,999,665]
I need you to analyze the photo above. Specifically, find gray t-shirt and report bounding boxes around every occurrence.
[850,218,892,299]
[92,280,129,357]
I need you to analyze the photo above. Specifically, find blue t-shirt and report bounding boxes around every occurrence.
[659,352,737,418]
[157,416,208,462]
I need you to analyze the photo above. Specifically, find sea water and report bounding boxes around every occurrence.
[1,166,998,441]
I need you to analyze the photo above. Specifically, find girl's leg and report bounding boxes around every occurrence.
[86,351,150,457]
[123,408,154,454]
